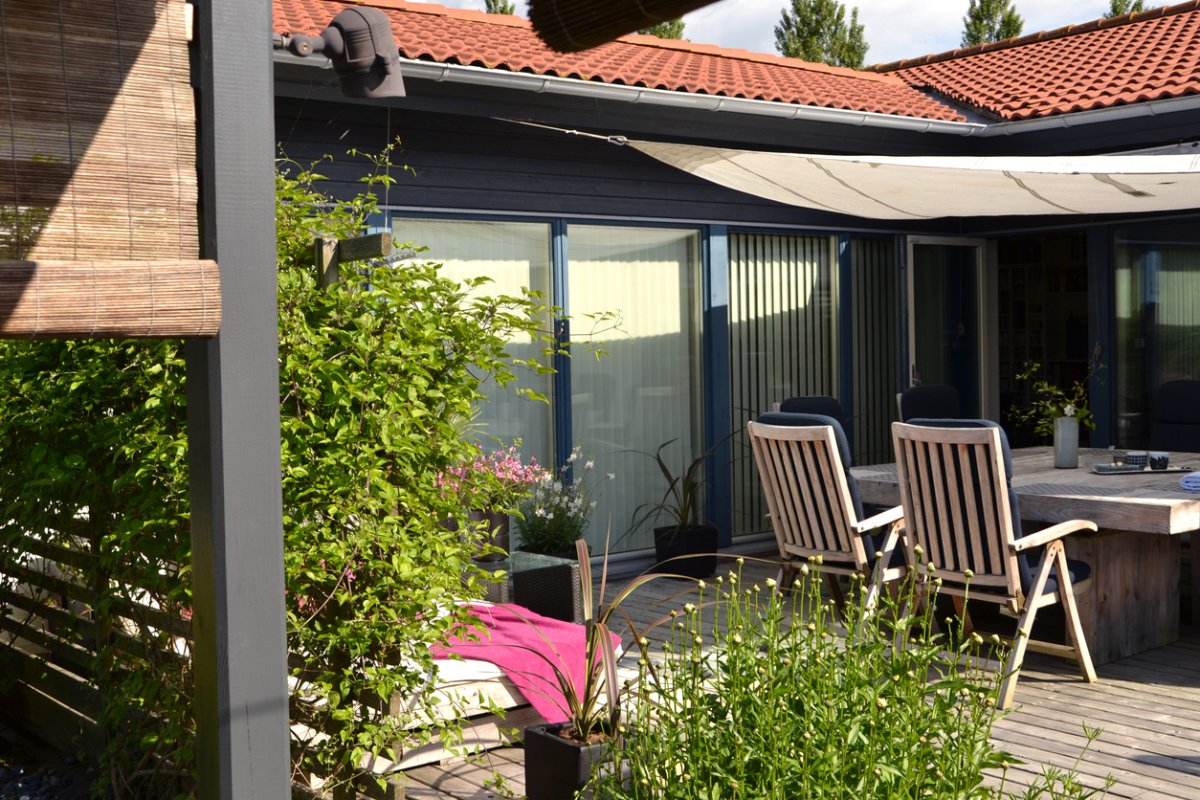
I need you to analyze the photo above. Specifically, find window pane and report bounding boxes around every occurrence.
[568,225,702,554]
[393,218,554,464]
[1115,223,1200,447]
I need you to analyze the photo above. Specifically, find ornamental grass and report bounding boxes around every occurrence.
[596,556,1112,800]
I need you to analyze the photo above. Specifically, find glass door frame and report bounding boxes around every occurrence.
[904,235,997,421]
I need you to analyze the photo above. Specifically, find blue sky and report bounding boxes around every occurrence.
[424,0,1128,66]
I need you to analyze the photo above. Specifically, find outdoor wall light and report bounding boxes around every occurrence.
[276,7,405,99]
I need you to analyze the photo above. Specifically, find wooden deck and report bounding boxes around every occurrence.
[401,557,1200,800]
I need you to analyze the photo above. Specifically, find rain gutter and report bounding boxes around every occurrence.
[274,52,986,136]
[276,53,1200,139]
[977,93,1200,136]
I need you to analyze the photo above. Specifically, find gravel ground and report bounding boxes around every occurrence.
[0,725,93,800]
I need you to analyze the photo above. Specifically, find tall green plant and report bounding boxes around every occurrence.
[0,145,556,796]
[0,335,193,797]
[276,151,556,790]
[596,558,1114,799]
[638,19,686,39]
[774,0,869,69]
[961,0,1023,47]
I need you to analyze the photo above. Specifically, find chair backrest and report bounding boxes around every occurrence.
[748,414,869,572]
[899,384,961,422]
[1149,379,1200,452]
[891,420,1022,601]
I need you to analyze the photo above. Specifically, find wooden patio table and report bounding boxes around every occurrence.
[851,446,1200,665]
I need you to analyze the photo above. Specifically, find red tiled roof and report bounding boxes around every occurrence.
[273,0,966,122]
[873,1,1200,121]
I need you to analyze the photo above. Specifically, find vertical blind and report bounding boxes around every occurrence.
[0,0,219,338]
[729,232,837,536]
[850,239,898,466]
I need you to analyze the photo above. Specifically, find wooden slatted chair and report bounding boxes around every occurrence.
[748,413,904,609]
[892,419,1098,709]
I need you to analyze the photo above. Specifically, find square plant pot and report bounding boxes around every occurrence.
[511,559,582,623]
[524,723,609,800]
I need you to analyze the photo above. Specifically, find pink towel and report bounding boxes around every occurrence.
[430,603,621,724]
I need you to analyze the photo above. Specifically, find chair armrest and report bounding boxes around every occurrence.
[852,504,904,534]
[1009,519,1098,552]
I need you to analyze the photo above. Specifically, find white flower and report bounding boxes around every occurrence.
[1063,403,1076,417]
[584,460,594,470]
[605,472,615,481]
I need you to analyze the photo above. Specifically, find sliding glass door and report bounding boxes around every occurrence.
[393,218,554,464]
[568,225,702,552]
[906,238,984,418]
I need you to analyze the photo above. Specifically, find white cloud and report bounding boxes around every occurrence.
[414,0,1117,67]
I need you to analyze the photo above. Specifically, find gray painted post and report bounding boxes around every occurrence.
[187,0,290,797]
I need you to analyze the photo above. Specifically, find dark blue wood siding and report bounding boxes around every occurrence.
[276,96,928,230]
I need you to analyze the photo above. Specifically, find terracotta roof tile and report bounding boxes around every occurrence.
[273,0,966,122]
[873,1,1200,120]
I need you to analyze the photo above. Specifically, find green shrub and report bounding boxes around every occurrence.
[598,558,1112,800]
[0,145,555,796]
[276,153,555,790]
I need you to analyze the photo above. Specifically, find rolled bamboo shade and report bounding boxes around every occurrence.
[528,0,715,52]
[0,0,221,338]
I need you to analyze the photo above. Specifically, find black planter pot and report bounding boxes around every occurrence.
[511,556,582,623]
[652,523,718,579]
[524,723,609,800]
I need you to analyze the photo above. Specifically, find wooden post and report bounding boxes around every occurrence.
[317,232,393,288]
[187,0,290,796]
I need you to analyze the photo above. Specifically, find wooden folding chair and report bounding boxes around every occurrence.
[748,413,904,610]
[892,419,1098,709]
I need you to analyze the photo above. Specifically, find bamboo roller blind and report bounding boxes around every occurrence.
[0,0,220,338]
[528,0,714,51]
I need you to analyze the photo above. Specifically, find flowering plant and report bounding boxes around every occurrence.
[436,444,548,512]
[1010,354,1104,439]
[515,446,610,555]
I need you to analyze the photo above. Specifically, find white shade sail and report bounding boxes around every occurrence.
[630,140,1200,220]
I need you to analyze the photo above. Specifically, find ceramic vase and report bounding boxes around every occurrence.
[1053,416,1079,469]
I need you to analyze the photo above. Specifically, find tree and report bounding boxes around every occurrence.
[774,0,868,68]
[961,0,1023,47]
[484,0,514,14]
[1106,0,1144,16]
[638,18,686,39]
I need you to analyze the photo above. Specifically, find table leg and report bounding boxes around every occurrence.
[1066,530,1179,665]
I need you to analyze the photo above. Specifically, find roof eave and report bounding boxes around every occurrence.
[273,51,986,136]
[276,52,1200,140]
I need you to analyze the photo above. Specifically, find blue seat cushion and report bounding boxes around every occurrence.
[900,384,961,422]
[779,395,845,421]
[1149,380,1200,452]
